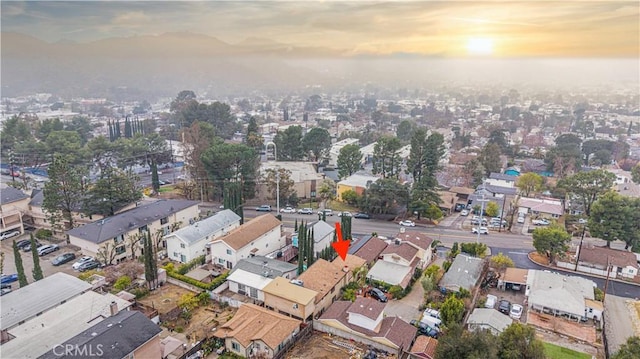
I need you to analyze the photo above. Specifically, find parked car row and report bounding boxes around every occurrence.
[497,299,523,320]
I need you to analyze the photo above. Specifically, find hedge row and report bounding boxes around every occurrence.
[176,255,207,275]
[165,266,229,291]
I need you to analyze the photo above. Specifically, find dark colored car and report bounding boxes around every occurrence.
[498,300,511,314]
[353,212,371,219]
[1,274,18,284]
[77,260,101,272]
[52,252,76,266]
[22,241,42,252]
[16,239,31,249]
[410,320,439,338]
[368,287,388,302]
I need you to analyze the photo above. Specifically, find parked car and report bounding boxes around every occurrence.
[368,288,388,302]
[15,239,31,249]
[423,308,441,319]
[1,274,18,285]
[399,220,415,227]
[485,294,497,309]
[318,209,334,216]
[460,209,469,216]
[532,219,550,226]
[578,218,588,224]
[420,314,442,330]
[280,206,296,213]
[297,208,314,215]
[498,300,511,314]
[37,244,60,256]
[255,205,272,212]
[0,230,21,241]
[353,212,371,219]
[511,283,522,291]
[72,256,95,270]
[517,216,525,224]
[0,288,11,296]
[410,320,439,338]
[337,211,352,217]
[77,260,101,272]
[52,252,76,266]
[510,304,523,320]
[22,241,42,252]
[472,227,489,235]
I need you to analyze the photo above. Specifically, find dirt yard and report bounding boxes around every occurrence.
[138,283,237,342]
[285,332,395,359]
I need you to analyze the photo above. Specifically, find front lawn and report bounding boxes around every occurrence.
[543,342,590,359]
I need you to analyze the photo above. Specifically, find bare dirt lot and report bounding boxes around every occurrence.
[285,332,395,359]
[138,283,237,342]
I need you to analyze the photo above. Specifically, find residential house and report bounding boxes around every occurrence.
[3,291,133,358]
[213,304,301,359]
[297,258,351,316]
[310,220,335,257]
[0,186,28,235]
[257,161,325,200]
[209,214,284,270]
[67,199,199,264]
[519,197,564,219]
[348,235,388,267]
[448,186,475,211]
[1,272,92,341]
[409,336,438,359]
[367,242,419,288]
[487,173,518,188]
[574,245,639,281]
[467,308,514,335]
[437,190,457,215]
[164,209,241,263]
[526,270,598,322]
[336,173,379,201]
[39,310,162,359]
[328,138,360,167]
[394,230,435,265]
[314,297,417,356]
[263,277,318,321]
[227,256,298,303]
[332,255,367,283]
[439,254,485,293]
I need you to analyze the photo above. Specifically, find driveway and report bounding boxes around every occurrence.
[384,277,425,322]
[604,295,637,355]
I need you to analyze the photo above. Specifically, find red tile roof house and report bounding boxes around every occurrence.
[409,335,438,359]
[314,297,417,356]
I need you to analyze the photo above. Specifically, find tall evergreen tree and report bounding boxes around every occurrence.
[13,240,28,288]
[297,221,306,275]
[124,116,132,138]
[307,227,315,267]
[30,234,44,281]
[151,161,160,192]
[115,120,121,138]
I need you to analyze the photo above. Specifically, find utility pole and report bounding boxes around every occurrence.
[276,170,280,213]
[477,192,485,244]
[499,194,507,233]
[574,225,587,271]
[603,257,611,303]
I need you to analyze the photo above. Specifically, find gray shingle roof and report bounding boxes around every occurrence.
[67,199,198,244]
[0,186,28,205]
[171,209,241,245]
[1,272,92,330]
[439,254,485,292]
[230,255,297,278]
[311,220,334,243]
[489,173,518,182]
[39,310,162,359]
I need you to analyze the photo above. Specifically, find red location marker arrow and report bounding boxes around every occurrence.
[332,222,350,261]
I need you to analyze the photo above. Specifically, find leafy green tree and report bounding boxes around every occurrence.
[43,155,85,232]
[337,143,362,179]
[440,296,465,326]
[558,169,616,216]
[463,158,485,187]
[396,120,415,142]
[545,134,582,178]
[360,178,409,215]
[490,252,515,270]
[372,136,402,178]
[114,276,132,291]
[632,163,640,184]
[263,167,295,205]
[274,125,304,161]
[182,121,220,200]
[516,173,543,197]
[485,201,499,218]
[302,127,331,162]
[0,115,34,152]
[479,143,502,176]
[201,142,258,200]
[87,135,119,170]
[30,234,44,281]
[612,336,640,359]
[13,240,28,288]
[83,167,142,216]
[245,117,263,150]
[408,130,446,218]
[460,243,488,257]
[341,189,359,205]
[488,130,510,155]
[498,323,545,359]
[589,191,640,249]
[36,118,64,141]
[45,130,87,165]
[425,204,444,221]
[435,324,498,359]
[317,179,336,209]
[532,225,571,263]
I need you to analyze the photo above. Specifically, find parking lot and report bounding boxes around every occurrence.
[1,232,82,288]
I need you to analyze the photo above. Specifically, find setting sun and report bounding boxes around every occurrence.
[466,37,494,56]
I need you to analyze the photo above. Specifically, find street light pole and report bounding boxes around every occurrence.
[276,170,280,214]
[477,192,485,244]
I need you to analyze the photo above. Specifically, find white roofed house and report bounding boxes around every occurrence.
[309,220,335,258]
[164,209,241,263]
[209,214,285,270]
[526,270,597,322]
[226,256,298,303]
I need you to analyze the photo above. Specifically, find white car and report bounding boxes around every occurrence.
[460,209,469,216]
[337,211,352,217]
[532,219,550,226]
[485,294,497,309]
[510,304,523,320]
[472,227,489,235]
[72,256,95,270]
[0,230,21,241]
[517,216,525,224]
[280,206,296,213]
[578,218,587,224]
[399,220,416,227]
[37,244,60,256]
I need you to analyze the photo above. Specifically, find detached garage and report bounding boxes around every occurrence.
[498,268,529,292]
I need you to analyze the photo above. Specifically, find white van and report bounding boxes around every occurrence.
[420,314,442,329]
[485,294,497,309]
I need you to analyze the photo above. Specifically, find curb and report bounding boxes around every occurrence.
[527,251,640,288]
